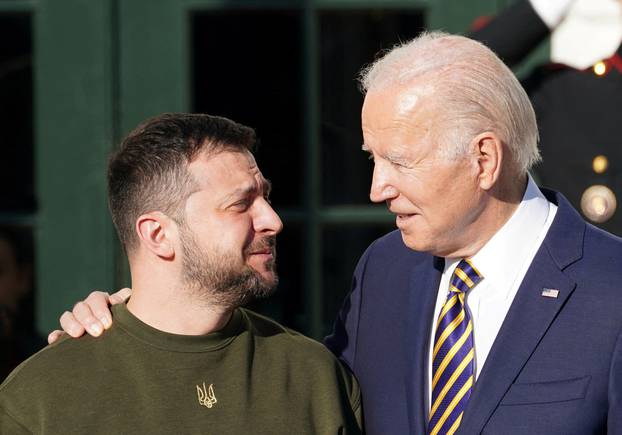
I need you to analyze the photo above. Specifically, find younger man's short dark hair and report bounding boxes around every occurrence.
[108,113,256,251]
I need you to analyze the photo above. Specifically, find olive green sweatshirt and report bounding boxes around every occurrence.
[0,304,362,434]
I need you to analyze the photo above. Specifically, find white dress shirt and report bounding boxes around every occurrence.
[427,176,558,408]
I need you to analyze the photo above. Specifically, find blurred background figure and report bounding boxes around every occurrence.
[0,226,44,381]
[472,0,622,233]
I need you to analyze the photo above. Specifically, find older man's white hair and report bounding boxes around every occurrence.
[359,31,540,173]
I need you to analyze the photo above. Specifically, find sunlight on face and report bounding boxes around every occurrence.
[179,151,283,308]
[361,85,482,257]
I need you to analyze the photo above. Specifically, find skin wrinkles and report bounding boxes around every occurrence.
[363,143,423,170]
[362,81,516,259]
[118,149,283,336]
[218,179,272,210]
[183,151,279,285]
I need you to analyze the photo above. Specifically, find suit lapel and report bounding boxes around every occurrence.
[406,256,443,435]
[457,190,584,434]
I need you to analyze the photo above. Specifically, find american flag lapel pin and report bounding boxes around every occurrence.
[541,288,559,298]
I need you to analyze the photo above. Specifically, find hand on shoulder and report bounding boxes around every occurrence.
[47,288,132,344]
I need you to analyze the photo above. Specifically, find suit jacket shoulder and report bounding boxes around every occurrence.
[325,230,442,435]
[459,190,622,434]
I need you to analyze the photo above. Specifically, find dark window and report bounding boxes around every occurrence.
[0,13,40,381]
[320,10,425,205]
[0,14,34,212]
[190,7,423,336]
[192,10,304,208]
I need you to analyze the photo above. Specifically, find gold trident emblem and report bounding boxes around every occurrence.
[196,382,217,408]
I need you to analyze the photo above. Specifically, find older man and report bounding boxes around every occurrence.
[0,114,361,434]
[52,33,622,434]
[324,32,622,434]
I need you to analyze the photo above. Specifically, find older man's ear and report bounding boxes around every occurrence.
[47,288,132,344]
[471,131,504,191]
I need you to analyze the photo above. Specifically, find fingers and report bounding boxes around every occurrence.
[109,287,132,305]
[47,330,65,344]
[82,290,116,331]
[59,310,87,337]
[53,288,131,340]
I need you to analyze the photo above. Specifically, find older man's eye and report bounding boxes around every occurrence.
[392,160,412,169]
[231,199,251,211]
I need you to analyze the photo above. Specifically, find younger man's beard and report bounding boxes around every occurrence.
[179,226,278,310]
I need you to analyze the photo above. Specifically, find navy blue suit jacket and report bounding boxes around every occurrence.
[325,190,622,434]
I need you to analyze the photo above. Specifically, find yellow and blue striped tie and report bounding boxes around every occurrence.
[428,259,483,435]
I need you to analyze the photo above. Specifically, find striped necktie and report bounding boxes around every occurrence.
[428,259,483,435]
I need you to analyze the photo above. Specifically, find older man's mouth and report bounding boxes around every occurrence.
[395,213,417,227]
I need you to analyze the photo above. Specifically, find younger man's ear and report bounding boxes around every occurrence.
[135,212,177,259]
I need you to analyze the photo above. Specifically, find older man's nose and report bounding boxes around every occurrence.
[370,166,398,203]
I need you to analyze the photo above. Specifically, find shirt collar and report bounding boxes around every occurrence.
[445,175,551,300]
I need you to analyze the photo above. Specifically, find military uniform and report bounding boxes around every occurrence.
[471,0,622,235]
